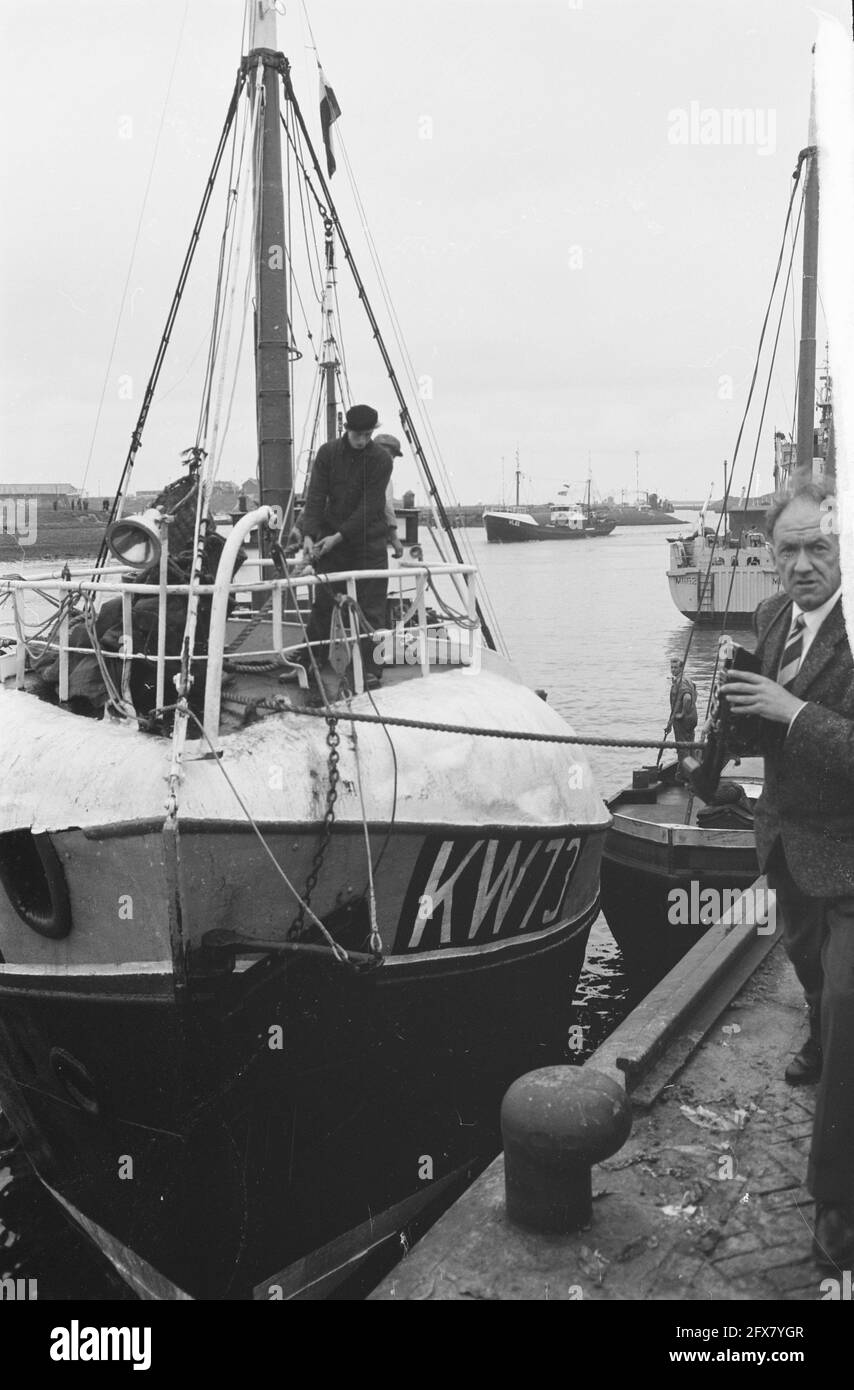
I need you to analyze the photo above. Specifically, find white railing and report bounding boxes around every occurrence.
[0,530,480,734]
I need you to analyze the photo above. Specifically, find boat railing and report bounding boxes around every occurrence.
[0,518,481,732]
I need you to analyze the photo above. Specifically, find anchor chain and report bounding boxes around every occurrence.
[288,714,341,940]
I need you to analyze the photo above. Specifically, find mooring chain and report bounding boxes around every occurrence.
[288,714,341,940]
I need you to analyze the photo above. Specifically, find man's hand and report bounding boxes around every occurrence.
[302,536,315,560]
[390,535,404,559]
[312,532,342,560]
[722,670,806,725]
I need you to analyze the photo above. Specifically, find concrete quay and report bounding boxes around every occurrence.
[371,890,831,1301]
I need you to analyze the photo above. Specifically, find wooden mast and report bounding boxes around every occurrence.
[247,1,292,530]
[323,229,340,443]
[794,57,819,488]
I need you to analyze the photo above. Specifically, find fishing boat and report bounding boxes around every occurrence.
[665,66,837,629]
[483,500,587,542]
[483,472,614,542]
[666,374,834,624]
[603,41,845,989]
[0,4,610,1300]
[601,757,762,987]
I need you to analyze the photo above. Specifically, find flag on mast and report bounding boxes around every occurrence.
[319,67,341,177]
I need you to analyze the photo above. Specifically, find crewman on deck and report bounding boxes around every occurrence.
[374,432,405,559]
[668,657,699,756]
[299,403,392,688]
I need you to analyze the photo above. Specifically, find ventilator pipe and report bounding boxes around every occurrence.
[203,506,274,737]
[501,1067,632,1233]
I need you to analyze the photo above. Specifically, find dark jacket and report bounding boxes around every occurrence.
[752,591,854,895]
[300,437,392,550]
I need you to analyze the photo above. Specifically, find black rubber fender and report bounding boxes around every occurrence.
[0,830,72,940]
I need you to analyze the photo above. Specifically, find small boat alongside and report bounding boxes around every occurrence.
[600,757,762,988]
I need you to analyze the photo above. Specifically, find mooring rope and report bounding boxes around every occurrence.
[280,704,697,749]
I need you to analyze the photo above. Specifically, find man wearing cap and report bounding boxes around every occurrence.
[299,404,392,685]
[374,432,405,559]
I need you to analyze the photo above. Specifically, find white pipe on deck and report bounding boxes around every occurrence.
[203,506,274,738]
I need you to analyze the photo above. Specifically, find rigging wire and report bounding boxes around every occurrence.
[91,67,248,572]
[78,0,191,498]
[712,182,806,636]
[334,130,507,651]
[670,157,809,705]
[276,77,501,650]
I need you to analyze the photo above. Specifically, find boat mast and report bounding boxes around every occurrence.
[795,59,819,488]
[515,449,521,507]
[322,228,340,442]
[247,2,292,529]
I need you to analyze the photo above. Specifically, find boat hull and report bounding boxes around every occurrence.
[0,840,598,1298]
[600,762,760,989]
[0,669,609,1298]
[483,511,586,543]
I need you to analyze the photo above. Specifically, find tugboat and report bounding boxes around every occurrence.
[0,3,610,1300]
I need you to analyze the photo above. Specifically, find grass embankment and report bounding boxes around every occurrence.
[0,511,108,563]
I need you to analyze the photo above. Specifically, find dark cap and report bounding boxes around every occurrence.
[374,433,402,457]
[345,404,379,431]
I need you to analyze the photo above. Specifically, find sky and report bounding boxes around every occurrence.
[1,0,851,508]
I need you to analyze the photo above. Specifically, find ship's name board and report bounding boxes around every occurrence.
[398,834,582,951]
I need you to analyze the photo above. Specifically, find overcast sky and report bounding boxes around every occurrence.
[1,0,850,507]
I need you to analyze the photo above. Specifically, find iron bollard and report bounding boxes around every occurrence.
[501,1066,632,1234]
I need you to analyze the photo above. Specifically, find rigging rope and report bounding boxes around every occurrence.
[660,148,811,763]
[79,0,191,499]
[266,703,702,749]
[92,68,247,573]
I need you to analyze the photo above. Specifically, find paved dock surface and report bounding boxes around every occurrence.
[372,943,827,1300]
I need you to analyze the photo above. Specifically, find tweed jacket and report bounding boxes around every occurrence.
[752,591,854,895]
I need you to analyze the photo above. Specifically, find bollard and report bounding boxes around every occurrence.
[501,1066,632,1234]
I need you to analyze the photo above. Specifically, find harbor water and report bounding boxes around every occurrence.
[0,518,756,1296]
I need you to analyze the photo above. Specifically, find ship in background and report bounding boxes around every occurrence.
[603,490,681,525]
[483,461,616,542]
[604,40,845,986]
[666,355,835,624]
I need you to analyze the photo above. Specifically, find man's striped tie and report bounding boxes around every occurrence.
[777,613,806,689]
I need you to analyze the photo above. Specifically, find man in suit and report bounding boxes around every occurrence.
[724,481,853,1271]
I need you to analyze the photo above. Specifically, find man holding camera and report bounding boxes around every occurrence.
[724,481,853,1272]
